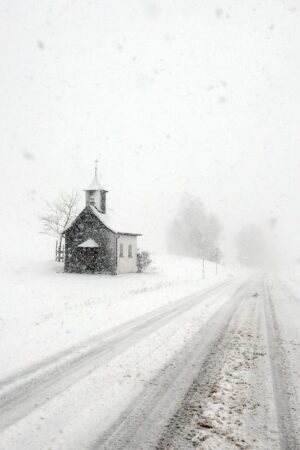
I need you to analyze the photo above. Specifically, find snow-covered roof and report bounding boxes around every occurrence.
[89,206,141,236]
[84,173,102,191]
[78,238,99,248]
[63,205,141,236]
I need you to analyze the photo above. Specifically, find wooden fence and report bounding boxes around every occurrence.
[55,241,65,262]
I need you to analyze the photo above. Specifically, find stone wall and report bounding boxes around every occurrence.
[64,207,117,274]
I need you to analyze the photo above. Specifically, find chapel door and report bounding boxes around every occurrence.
[84,248,99,272]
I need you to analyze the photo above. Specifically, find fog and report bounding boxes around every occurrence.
[1,0,300,267]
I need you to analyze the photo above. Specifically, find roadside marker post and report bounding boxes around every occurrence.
[215,248,219,276]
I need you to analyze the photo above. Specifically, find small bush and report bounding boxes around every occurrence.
[137,251,152,273]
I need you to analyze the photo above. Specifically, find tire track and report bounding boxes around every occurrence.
[92,280,251,450]
[263,279,300,450]
[92,276,300,450]
[153,280,261,450]
[0,279,234,431]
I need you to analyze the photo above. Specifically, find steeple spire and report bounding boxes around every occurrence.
[86,160,101,191]
[84,160,108,213]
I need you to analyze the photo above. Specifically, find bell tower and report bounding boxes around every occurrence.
[84,160,108,214]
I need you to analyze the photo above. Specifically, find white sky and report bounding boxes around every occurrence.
[0,0,300,265]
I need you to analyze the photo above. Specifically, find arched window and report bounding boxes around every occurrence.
[119,243,124,257]
[128,244,133,258]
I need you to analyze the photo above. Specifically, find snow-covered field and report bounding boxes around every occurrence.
[0,254,233,379]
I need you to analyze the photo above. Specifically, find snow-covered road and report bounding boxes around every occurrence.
[138,275,300,450]
[0,279,232,432]
[93,275,300,450]
[1,273,300,449]
[95,280,249,450]
[264,277,300,450]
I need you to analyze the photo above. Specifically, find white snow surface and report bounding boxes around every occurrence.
[77,238,99,248]
[0,253,233,379]
[90,205,141,235]
[0,252,241,450]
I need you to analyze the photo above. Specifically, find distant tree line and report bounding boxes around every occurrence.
[235,224,273,267]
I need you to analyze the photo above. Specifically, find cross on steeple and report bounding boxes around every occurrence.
[95,159,99,176]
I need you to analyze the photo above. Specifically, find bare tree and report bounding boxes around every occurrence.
[41,191,79,260]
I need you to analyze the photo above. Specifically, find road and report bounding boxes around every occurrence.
[94,275,300,450]
[1,274,300,449]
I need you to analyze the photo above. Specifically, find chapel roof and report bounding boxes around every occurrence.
[84,173,102,191]
[89,205,141,236]
[64,205,141,236]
